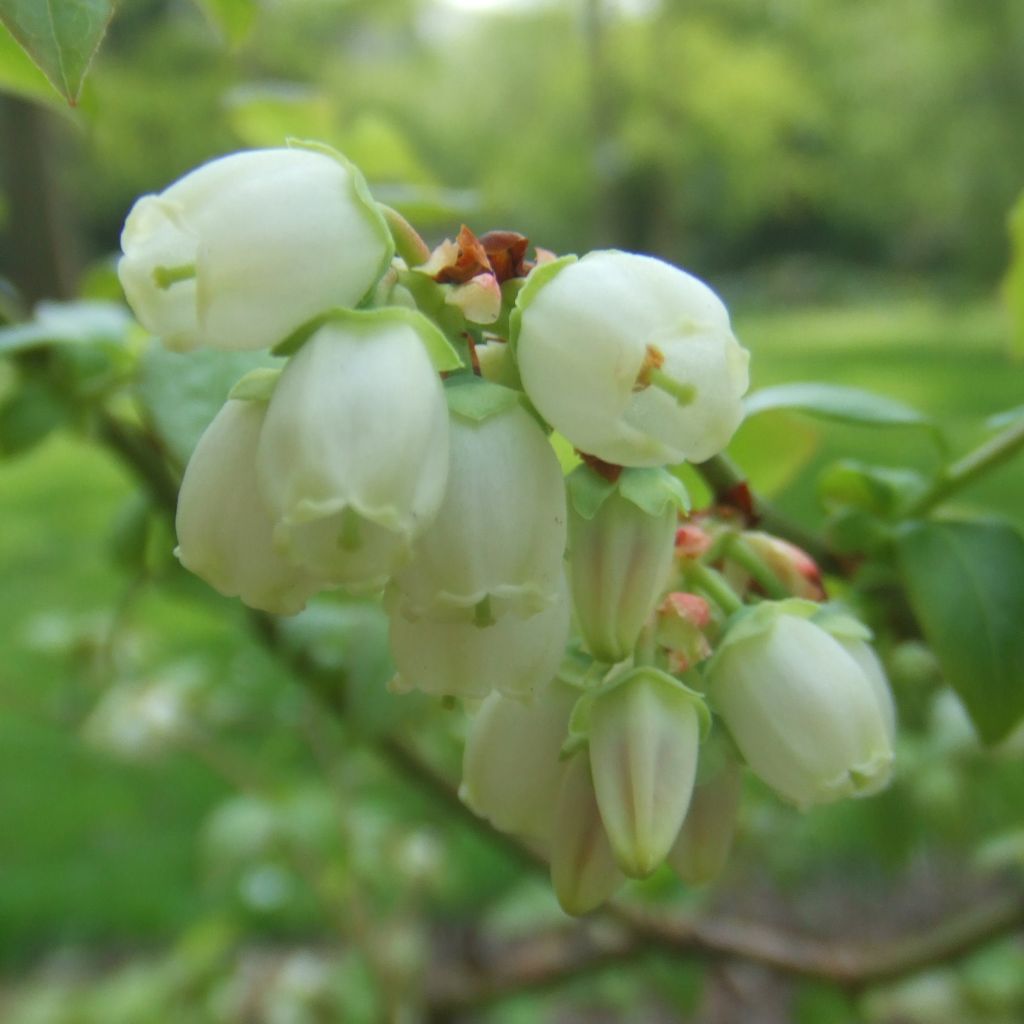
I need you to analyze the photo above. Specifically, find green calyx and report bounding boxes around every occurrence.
[562,666,711,760]
[444,376,525,424]
[566,463,690,522]
[271,306,462,372]
[228,367,282,403]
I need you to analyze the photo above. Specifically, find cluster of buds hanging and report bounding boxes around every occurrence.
[120,144,897,916]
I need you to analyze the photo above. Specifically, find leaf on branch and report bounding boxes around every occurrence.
[0,0,115,105]
[192,0,257,47]
[744,383,939,437]
[896,519,1024,744]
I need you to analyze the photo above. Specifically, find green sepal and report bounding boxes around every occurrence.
[598,665,712,739]
[228,367,281,403]
[272,306,462,372]
[618,467,690,517]
[508,254,577,357]
[444,377,522,423]
[708,598,871,672]
[286,137,395,300]
[566,463,617,520]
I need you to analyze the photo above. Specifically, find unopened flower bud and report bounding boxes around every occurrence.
[588,667,707,877]
[667,752,742,885]
[656,592,714,673]
[550,752,625,915]
[708,601,896,809]
[119,146,393,351]
[460,678,579,844]
[389,573,570,699]
[731,531,825,601]
[257,309,453,590]
[392,393,567,621]
[567,466,680,663]
[175,399,320,614]
[513,250,749,467]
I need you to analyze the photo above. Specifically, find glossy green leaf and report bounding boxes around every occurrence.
[744,382,936,433]
[818,459,929,517]
[0,0,114,105]
[896,519,1024,744]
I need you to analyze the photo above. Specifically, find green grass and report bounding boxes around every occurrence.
[0,292,1021,966]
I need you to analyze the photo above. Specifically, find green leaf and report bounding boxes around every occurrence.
[818,459,929,517]
[0,299,132,355]
[744,383,937,433]
[138,343,279,465]
[0,18,61,105]
[896,519,1024,744]
[444,377,521,423]
[0,378,68,455]
[192,0,256,46]
[1004,191,1024,360]
[0,0,114,105]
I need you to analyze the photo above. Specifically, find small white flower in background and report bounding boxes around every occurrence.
[118,146,393,352]
[257,310,452,592]
[176,398,322,615]
[460,677,580,846]
[587,667,707,878]
[391,395,567,622]
[708,601,896,809]
[389,573,570,699]
[513,250,750,467]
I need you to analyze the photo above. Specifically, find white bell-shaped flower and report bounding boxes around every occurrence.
[587,667,707,878]
[256,309,452,591]
[390,574,571,699]
[550,752,626,915]
[175,398,321,614]
[460,677,580,845]
[391,390,567,622]
[513,250,749,467]
[707,602,896,809]
[119,146,393,352]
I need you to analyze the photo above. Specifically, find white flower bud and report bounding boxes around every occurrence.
[568,467,679,663]
[389,573,570,699]
[588,667,707,878]
[256,310,451,591]
[667,754,742,885]
[119,147,393,352]
[513,250,749,467]
[550,753,625,915]
[708,602,896,809]
[175,398,321,614]
[392,394,567,621]
[460,678,579,844]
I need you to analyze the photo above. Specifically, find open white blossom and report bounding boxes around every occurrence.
[514,250,749,466]
[119,147,393,351]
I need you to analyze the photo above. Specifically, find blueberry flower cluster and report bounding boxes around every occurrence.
[120,145,897,916]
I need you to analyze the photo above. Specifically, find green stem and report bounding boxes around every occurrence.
[908,417,1024,516]
[633,617,658,666]
[723,535,791,600]
[685,561,743,616]
[695,453,841,574]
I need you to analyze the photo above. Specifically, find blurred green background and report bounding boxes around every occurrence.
[1,0,1023,1021]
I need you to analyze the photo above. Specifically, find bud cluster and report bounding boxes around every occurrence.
[120,144,897,916]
